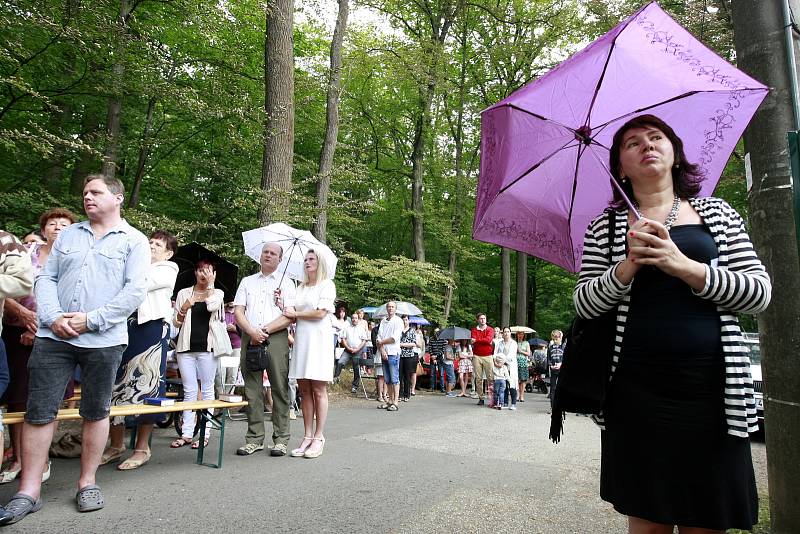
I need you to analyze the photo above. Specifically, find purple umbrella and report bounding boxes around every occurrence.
[473,2,768,272]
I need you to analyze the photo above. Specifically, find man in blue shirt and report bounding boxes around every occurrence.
[1,175,149,525]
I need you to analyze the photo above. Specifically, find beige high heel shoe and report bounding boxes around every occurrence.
[303,437,325,459]
[291,436,313,457]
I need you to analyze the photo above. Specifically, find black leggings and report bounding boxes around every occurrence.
[399,357,417,398]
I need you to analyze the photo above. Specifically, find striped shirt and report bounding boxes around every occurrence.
[574,197,771,438]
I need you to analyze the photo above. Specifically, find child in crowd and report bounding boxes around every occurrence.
[492,354,509,410]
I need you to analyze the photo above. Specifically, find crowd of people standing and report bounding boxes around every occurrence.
[0,174,348,525]
[330,309,565,413]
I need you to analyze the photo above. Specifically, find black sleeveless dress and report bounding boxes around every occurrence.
[600,225,758,530]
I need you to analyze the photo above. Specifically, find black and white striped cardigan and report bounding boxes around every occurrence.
[573,196,771,438]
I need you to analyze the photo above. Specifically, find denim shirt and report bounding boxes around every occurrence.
[35,219,150,348]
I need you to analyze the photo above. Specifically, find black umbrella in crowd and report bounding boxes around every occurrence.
[437,326,472,341]
[171,242,239,302]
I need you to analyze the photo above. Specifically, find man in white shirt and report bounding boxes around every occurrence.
[233,242,297,457]
[376,301,403,410]
[335,312,367,393]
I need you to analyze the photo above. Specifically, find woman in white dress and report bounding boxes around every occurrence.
[284,250,336,459]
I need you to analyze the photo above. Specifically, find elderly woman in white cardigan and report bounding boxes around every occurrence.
[170,259,231,449]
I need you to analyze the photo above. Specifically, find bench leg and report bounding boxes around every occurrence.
[196,412,207,466]
[217,410,225,468]
[195,409,226,469]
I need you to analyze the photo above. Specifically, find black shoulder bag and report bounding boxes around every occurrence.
[549,210,619,443]
[245,340,271,372]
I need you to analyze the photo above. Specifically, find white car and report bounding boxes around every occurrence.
[742,332,763,429]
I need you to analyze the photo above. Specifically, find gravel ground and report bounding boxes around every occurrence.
[0,387,768,533]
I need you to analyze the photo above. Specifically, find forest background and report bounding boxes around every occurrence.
[0,0,755,333]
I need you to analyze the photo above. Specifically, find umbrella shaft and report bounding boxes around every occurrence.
[608,172,639,220]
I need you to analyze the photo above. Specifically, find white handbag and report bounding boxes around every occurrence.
[209,309,233,356]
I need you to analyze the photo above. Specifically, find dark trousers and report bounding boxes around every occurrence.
[399,356,417,398]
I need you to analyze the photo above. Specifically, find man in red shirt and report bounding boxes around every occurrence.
[470,313,495,406]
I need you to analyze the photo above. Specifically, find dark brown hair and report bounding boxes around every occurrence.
[609,114,704,206]
[39,208,78,231]
[195,259,215,271]
[149,230,178,253]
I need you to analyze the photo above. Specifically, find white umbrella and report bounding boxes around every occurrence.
[509,326,535,334]
[373,301,423,318]
[242,223,338,283]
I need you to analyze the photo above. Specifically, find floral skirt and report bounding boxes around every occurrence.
[517,356,530,381]
[110,318,169,424]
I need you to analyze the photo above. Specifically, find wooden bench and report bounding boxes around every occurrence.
[63,387,178,404]
[3,400,248,469]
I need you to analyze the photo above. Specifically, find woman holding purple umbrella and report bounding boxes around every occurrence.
[574,114,771,533]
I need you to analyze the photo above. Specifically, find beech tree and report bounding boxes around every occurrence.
[260,0,295,224]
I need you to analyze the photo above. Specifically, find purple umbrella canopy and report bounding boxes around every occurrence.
[473,2,768,272]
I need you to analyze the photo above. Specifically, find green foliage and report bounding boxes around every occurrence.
[337,251,454,325]
[0,0,756,334]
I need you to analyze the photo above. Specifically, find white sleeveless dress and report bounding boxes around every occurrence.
[288,279,336,381]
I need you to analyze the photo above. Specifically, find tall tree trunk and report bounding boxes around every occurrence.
[732,2,800,532]
[501,247,511,327]
[128,96,157,208]
[259,0,295,225]
[408,3,460,261]
[311,0,348,243]
[410,91,432,262]
[101,0,132,179]
[442,22,469,325]
[515,252,527,326]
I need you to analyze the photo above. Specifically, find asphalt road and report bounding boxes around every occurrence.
[0,389,767,533]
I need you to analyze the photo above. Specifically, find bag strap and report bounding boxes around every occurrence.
[549,209,618,444]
